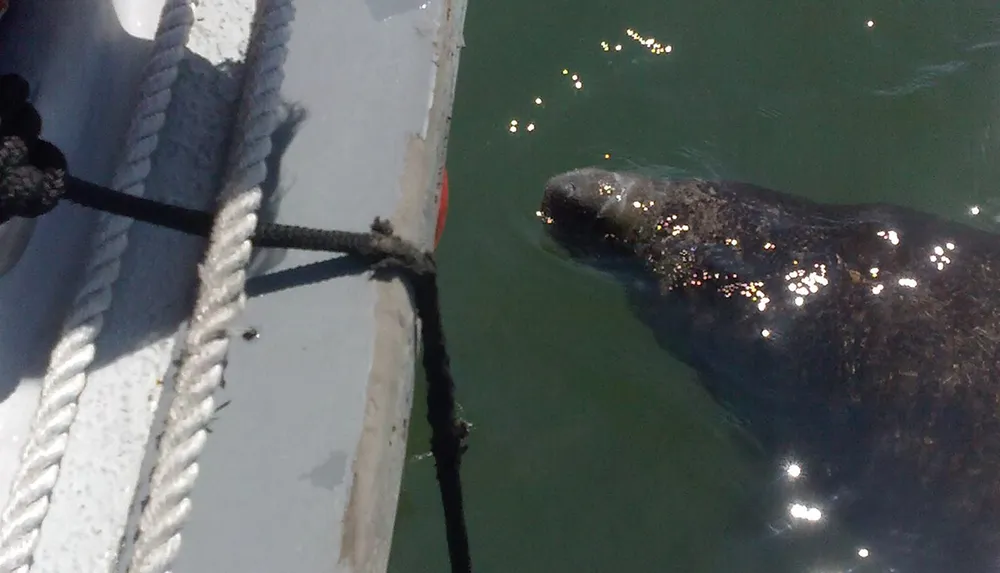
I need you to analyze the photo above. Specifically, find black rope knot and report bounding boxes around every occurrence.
[0,137,67,222]
[0,74,68,224]
[366,217,438,276]
[432,418,471,466]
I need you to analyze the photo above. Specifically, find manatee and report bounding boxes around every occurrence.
[538,167,1000,573]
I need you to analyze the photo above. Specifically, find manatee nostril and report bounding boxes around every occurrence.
[544,180,575,198]
[543,172,584,198]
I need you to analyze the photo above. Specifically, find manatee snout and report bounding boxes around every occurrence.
[540,167,634,218]
[539,167,659,246]
[540,169,602,226]
[540,168,762,270]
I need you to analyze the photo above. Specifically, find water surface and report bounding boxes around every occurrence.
[389,1,1000,571]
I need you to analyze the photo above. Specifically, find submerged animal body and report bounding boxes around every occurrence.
[538,167,1000,573]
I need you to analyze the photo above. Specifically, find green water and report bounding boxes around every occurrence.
[389,1,1000,571]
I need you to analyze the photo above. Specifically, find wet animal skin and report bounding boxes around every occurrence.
[539,167,1000,573]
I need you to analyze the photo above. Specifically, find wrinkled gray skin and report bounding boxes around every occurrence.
[539,167,1000,573]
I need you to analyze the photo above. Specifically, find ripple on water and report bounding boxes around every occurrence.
[871,60,969,97]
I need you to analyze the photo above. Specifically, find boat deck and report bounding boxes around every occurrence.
[0,0,466,570]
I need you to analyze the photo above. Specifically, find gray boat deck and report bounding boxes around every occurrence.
[0,0,465,570]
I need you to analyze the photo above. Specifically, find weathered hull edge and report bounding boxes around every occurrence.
[341,0,469,571]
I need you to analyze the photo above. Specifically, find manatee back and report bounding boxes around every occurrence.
[639,180,1000,571]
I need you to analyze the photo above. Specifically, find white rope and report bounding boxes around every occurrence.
[127,1,294,571]
[0,3,194,572]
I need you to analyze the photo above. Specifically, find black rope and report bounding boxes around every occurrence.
[64,175,435,271]
[0,73,472,573]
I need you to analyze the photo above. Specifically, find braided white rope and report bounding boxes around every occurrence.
[0,3,195,572]
[127,2,294,572]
